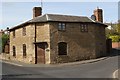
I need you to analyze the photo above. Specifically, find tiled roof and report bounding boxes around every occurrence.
[9,14,107,31]
[28,14,93,23]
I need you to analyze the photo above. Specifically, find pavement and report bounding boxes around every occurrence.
[1,56,108,67]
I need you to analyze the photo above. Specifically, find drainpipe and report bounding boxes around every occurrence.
[34,23,37,64]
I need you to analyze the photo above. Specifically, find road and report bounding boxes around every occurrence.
[1,55,119,79]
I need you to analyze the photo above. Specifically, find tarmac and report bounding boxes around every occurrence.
[1,56,119,79]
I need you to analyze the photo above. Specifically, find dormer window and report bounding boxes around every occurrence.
[58,23,66,31]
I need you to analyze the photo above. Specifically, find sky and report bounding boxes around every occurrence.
[0,0,120,30]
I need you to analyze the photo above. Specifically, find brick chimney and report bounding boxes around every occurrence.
[33,7,42,18]
[94,7,103,23]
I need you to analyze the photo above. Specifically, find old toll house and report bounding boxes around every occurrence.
[9,7,107,64]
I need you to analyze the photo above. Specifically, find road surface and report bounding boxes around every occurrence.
[1,55,119,79]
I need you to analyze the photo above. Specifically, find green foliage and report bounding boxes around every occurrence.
[117,23,120,34]
[1,34,9,52]
[106,23,120,42]
[109,35,120,42]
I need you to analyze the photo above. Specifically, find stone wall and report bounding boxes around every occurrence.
[9,22,106,64]
[106,39,112,54]
[9,23,51,64]
[0,53,10,60]
[49,22,103,63]
[94,24,107,57]
[10,24,35,63]
[36,23,51,64]
[4,44,9,53]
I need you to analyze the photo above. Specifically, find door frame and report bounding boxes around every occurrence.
[34,42,48,64]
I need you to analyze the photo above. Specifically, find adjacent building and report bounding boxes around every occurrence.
[8,7,107,64]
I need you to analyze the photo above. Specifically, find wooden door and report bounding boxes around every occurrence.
[37,43,45,64]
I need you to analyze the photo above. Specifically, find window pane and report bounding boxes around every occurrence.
[81,26,84,29]
[62,23,65,26]
[80,24,88,32]
[59,26,62,30]
[58,23,66,31]
[63,26,65,30]
[59,23,62,26]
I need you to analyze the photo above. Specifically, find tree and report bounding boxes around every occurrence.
[1,33,9,52]
[109,35,120,42]
[106,22,120,42]
[117,23,120,34]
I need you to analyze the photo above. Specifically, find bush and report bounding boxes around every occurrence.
[2,34,9,52]
[109,35,120,42]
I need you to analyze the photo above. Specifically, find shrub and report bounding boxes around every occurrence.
[1,34,9,52]
[109,35,120,42]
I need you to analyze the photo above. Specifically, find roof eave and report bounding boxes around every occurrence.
[9,21,48,31]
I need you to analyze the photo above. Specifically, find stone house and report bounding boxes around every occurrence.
[9,7,107,64]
